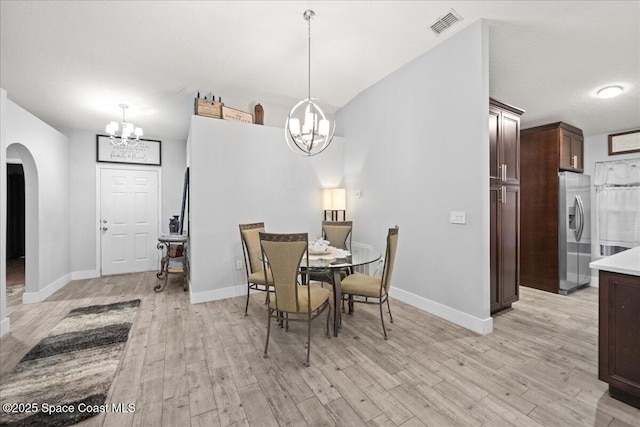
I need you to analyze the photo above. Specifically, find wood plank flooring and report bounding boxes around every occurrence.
[1,273,639,426]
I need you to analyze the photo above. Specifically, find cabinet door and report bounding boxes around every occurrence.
[599,271,640,404]
[490,185,520,313]
[559,129,573,170]
[490,185,500,312]
[572,133,584,172]
[489,107,501,181]
[501,112,521,185]
[501,186,520,306]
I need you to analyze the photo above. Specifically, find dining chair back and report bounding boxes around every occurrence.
[259,232,331,366]
[381,226,399,294]
[240,222,265,275]
[260,233,308,313]
[239,222,271,315]
[322,221,352,250]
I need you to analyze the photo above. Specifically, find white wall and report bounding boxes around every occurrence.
[188,116,345,302]
[337,20,492,334]
[3,94,71,308]
[64,129,187,275]
[584,129,640,285]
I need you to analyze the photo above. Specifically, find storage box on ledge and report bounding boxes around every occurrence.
[194,98,222,119]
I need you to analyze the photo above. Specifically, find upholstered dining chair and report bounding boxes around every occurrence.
[340,226,399,340]
[322,221,352,250]
[309,221,353,286]
[259,232,331,367]
[239,222,273,315]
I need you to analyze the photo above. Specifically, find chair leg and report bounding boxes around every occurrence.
[244,284,251,316]
[348,295,354,314]
[379,302,388,340]
[386,297,394,323]
[264,308,272,357]
[326,304,332,338]
[304,313,311,367]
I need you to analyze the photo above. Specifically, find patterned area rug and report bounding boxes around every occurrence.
[0,299,140,426]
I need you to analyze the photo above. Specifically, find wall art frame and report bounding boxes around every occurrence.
[608,129,640,156]
[96,134,162,166]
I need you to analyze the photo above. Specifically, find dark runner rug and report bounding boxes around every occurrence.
[0,299,140,426]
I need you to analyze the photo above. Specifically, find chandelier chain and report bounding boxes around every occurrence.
[307,13,311,101]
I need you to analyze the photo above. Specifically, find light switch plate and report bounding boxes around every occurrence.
[450,211,466,224]
[235,259,243,270]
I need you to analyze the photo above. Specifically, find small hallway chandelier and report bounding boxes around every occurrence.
[285,10,335,156]
[105,104,143,147]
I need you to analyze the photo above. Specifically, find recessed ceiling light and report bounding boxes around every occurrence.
[597,86,623,99]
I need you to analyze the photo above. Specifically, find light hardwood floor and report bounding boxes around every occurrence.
[1,273,639,427]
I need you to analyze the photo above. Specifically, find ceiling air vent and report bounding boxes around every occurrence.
[430,9,463,36]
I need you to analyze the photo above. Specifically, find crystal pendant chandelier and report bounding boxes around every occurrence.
[285,10,335,156]
[105,104,143,147]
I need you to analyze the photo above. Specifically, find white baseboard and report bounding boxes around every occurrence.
[0,317,10,337]
[22,273,71,304]
[390,287,493,335]
[71,270,100,280]
[190,284,245,304]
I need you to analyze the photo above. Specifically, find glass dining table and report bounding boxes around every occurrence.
[256,245,381,336]
[302,248,382,337]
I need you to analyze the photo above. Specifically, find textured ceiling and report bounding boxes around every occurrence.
[1,1,638,141]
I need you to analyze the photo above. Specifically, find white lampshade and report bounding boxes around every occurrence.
[323,188,346,211]
[289,118,300,135]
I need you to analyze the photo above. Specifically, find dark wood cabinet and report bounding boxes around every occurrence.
[559,126,584,172]
[490,184,520,313]
[599,270,640,409]
[520,122,584,293]
[490,99,524,313]
[490,100,522,185]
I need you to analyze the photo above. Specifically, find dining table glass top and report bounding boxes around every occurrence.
[304,247,381,270]
[258,246,381,270]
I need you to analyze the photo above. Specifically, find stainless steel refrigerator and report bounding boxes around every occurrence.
[558,171,591,294]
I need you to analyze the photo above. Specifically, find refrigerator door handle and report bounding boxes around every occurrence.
[572,196,580,241]
[576,195,585,242]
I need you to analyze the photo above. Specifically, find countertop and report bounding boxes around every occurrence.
[589,247,640,277]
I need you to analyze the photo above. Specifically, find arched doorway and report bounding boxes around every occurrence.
[5,143,38,306]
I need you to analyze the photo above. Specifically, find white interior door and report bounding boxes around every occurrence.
[100,168,159,275]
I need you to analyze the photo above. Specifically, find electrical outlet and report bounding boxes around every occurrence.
[450,211,466,224]
[355,190,363,198]
[235,259,243,270]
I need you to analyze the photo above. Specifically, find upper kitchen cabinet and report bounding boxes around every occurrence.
[560,125,584,172]
[521,122,584,173]
[490,99,525,185]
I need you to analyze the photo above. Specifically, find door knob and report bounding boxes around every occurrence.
[102,226,108,231]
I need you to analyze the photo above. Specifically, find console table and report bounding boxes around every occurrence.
[155,234,189,292]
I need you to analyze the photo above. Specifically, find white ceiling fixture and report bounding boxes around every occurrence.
[597,86,623,99]
[105,104,143,147]
[430,9,463,36]
[285,10,335,157]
